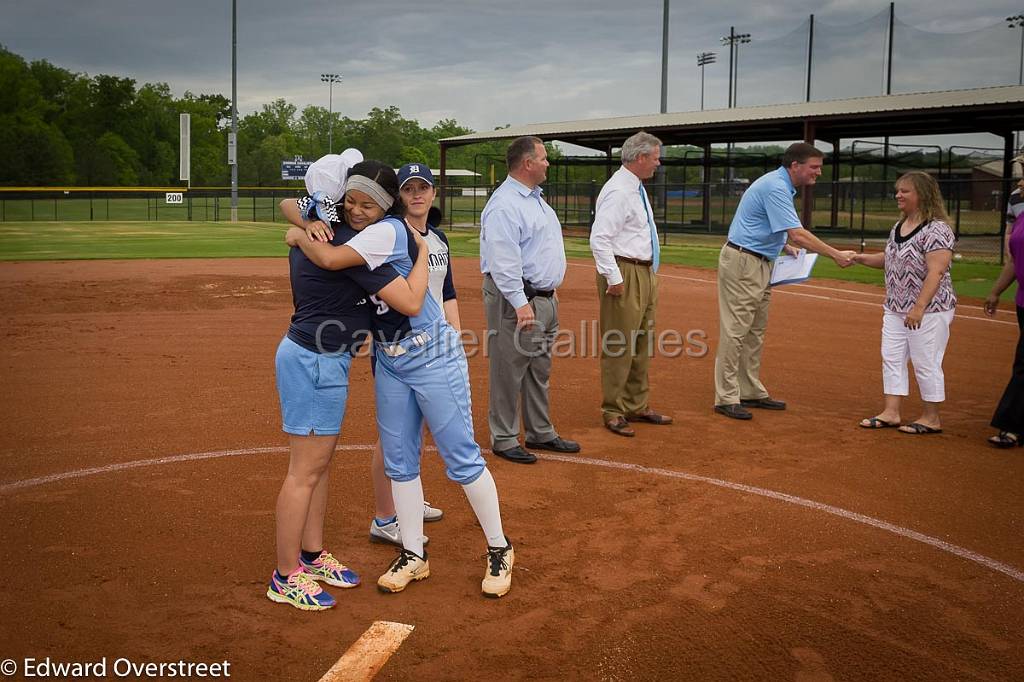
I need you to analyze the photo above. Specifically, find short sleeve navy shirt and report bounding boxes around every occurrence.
[286,223,401,354]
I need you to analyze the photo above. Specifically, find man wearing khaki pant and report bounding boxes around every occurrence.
[591,131,673,437]
[714,142,856,419]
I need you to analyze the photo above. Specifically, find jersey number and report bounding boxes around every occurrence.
[370,295,390,315]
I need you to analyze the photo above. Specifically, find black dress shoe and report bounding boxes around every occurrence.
[740,397,787,410]
[492,445,537,464]
[714,403,753,420]
[524,437,581,453]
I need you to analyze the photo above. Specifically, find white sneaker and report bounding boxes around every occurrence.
[369,518,428,548]
[482,539,514,598]
[423,500,444,522]
[377,549,430,593]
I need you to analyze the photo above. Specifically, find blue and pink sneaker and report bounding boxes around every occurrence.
[266,567,336,611]
[300,551,360,589]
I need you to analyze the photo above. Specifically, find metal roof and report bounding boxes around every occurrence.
[440,86,1024,150]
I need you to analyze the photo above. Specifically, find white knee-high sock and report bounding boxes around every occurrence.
[391,477,425,557]
[461,468,507,548]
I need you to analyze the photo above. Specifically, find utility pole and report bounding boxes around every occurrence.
[720,28,750,186]
[721,28,751,108]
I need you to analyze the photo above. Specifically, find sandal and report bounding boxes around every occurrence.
[859,417,898,429]
[898,422,942,435]
[988,431,1021,448]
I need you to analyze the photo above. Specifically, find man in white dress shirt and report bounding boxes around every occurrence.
[589,131,674,437]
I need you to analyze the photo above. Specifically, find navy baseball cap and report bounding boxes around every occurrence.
[397,163,435,187]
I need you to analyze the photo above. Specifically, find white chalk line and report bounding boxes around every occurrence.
[537,452,1024,584]
[566,262,1016,326]
[2,444,1021,585]
[0,444,373,494]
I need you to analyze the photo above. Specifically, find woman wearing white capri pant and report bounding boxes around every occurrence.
[854,171,957,435]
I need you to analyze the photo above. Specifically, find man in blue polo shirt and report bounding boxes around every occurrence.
[714,142,856,420]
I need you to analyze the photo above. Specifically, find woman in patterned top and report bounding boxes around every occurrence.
[854,171,957,435]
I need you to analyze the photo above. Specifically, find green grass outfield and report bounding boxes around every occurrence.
[0,220,1013,301]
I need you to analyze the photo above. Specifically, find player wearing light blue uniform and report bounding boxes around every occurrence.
[285,161,515,598]
[268,153,434,611]
[367,166,458,547]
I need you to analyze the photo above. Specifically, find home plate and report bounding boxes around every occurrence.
[317,621,415,682]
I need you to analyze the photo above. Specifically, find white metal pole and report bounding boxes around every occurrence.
[230,0,238,222]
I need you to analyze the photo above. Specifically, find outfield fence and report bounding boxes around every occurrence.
[1,179,1011,262]
[445,179,1011,263]
[0,188,306,224]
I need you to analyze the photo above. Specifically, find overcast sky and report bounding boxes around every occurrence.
[3,1,1021,150]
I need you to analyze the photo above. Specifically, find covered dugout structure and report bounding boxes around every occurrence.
[438,85,1024,230]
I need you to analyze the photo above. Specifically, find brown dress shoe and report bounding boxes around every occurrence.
[625,409,673,425]
[605,417,635,437]
[714,403,752,420]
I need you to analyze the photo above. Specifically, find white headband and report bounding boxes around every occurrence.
[346,176,394,211]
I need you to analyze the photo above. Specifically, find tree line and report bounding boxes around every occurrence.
[0,45,510,187]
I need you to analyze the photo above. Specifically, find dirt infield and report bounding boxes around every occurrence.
[1,256,1022,681]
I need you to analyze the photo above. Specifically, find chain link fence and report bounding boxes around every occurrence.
[0,188,306,224]
[442,178,1011,262]
[1,180,1011,263]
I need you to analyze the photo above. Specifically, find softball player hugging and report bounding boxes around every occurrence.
[268,151,431,611]
[284,159,515,599]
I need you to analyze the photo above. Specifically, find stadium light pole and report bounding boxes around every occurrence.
[697,52,716,111]
[320,73,342,154]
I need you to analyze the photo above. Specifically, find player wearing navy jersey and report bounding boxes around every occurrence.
[268,155,431,611]
[288,163,456,547]
[286,161,515,599]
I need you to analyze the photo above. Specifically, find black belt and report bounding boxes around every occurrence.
[726,241,771,263]
[523,279,554,299]
[615,255,653,267]
[483,273,555,301]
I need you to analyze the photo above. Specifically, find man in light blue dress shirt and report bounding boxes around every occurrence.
[481,136,580,463]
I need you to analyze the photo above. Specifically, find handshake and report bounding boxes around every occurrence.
[832,250,858,268]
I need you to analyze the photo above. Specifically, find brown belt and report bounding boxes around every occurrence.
[726,241,770,263]
[615,255,653,267]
